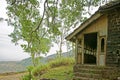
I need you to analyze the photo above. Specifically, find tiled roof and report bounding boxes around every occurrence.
[99,0,120,12]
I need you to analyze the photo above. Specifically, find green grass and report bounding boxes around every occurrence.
[32,57,75,76]
[40,65,74,80]
[48,57,75,68]
[32,64,50,76]
[23,57,75,80]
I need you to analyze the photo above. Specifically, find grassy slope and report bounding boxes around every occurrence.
[40,65,74,80]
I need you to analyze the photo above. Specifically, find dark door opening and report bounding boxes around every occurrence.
[84,32,97,64]
[101,38,105,52]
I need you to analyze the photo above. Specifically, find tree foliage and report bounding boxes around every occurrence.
[6,0,52,66]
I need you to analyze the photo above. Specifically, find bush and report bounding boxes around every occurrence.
[32,64,50,76]
[21,66,35,80]
[49,57,75,68]
[21,74,31,80]
[27,66,34,72]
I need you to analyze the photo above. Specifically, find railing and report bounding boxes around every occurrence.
[84,47,96,56]
[77,45,96,56]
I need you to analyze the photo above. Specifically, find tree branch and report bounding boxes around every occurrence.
[34,0,47,31]
[30,0,48,45]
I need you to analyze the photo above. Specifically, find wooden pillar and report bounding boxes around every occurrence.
[97,33,99,66]
[82,36,84,64]
[75,38,78,64]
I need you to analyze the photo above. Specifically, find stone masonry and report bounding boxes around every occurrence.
[106,7,120,67]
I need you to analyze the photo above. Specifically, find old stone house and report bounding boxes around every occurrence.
[66,0,120,80]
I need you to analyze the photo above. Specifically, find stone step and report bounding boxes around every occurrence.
[73,76,92,80]
[74,64,115,70]
[73,64,120,80]
[73,77,109,80]
[74,68,102,74]
[74,65,118,73]
[74,72,101,79]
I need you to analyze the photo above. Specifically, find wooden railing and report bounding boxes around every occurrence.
[84,47,96,56]
[77,45,96,56]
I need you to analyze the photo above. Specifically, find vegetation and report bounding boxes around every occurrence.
[21,57,75,80]
[48,57,74,68]
[0,52,74,73]
[32,57,74,76]
[40,65,74,80]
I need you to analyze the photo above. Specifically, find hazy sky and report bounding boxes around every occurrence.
[0,0,30,61]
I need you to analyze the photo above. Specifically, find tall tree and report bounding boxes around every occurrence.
[6,0,52,66]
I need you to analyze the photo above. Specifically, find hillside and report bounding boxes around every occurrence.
[0,61,26,73]
[19,50,74,67]
[0,51,74,73]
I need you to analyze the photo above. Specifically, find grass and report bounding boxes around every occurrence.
[32,57,75,76]
[40,65,74,80]
[22,57,75,80]
[48,57,75,68]
[32,64,50,76]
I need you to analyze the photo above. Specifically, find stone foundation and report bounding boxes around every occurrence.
[73,64,120,80]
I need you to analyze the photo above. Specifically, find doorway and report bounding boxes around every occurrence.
[84,32,97,64]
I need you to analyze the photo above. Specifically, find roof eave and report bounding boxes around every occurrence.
[65,11,102,42]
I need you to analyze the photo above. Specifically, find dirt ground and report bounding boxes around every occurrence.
[0,72,26,80]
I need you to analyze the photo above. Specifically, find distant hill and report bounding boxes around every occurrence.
[0,51,74,73]
[19,50,74,66]
[0,61,26,73]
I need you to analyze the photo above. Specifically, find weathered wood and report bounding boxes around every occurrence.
[75,39,78,64]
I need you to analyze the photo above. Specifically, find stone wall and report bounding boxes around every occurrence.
[106,7,120,67]
[73,64,120,80]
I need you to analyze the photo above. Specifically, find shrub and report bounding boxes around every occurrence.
[27,66,34,72]
[32,64,50,76]
[49,57,75,68]
[21,74,31,80]
[21,66,35,80]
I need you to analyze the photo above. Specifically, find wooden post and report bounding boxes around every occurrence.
[75,38,78,64]
[97,33,99,66]
[82,36,84,64]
